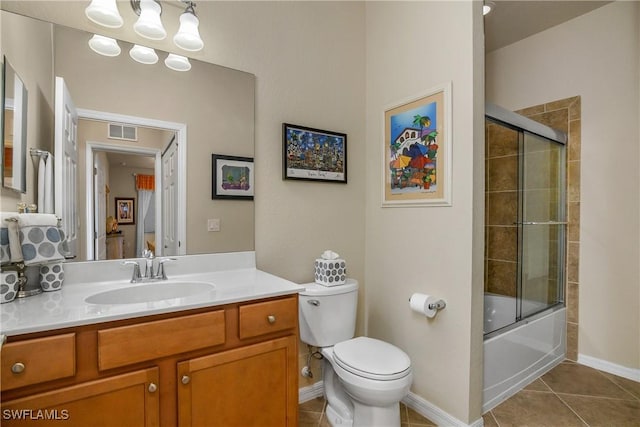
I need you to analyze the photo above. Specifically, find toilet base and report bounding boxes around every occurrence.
[352,400,401,427]
[326,403,353,427]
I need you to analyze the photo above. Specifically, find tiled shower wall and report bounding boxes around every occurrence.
[485,97,581,360]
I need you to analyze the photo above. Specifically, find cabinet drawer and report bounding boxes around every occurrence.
[239,297,297,339]
[1,333,76,391]
[98,310,225,370]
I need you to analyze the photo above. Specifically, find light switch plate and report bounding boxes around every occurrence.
[207,218,220,232]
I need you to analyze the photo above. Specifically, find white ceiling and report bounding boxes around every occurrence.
[484,0,613,52]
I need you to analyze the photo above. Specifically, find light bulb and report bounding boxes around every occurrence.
[129,45,159,65]
[133,0,167,40]
[174,11,204,52]
[88,34,121,57]
[165,54,191,72]
[85,0,123,28]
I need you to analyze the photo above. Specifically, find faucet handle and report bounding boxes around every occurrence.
[122,261,142,283]
[155,257,177,280]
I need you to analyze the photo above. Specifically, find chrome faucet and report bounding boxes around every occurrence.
[143,249,155,279]
[122,254,177,283]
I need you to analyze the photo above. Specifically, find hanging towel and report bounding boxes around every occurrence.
[1,212,22,264]
[16,213,66,265]
[38,156,46,211]
[44,156,54,214]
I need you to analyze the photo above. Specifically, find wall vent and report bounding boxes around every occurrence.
[108,123,138,141]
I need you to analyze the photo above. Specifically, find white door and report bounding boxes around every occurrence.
[54,77,78,258]
[162,139,178,255]
[93,153,107,260]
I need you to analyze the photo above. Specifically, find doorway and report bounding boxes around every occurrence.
[79,109,187,260]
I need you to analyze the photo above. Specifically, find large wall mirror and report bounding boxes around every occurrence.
[0,7,255,263]
[1,57,28,193]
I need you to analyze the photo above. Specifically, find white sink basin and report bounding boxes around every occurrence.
[85,281,215,305]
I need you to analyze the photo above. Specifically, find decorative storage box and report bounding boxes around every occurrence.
[314,258,347,287]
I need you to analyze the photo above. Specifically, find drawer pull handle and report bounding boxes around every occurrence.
[11,362,25,374]
[267,315,276,324]
[181,375,191,385]
[148,383,158,393]
[308,299,320,306]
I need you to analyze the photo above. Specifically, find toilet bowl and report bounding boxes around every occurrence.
[299,280,413,427]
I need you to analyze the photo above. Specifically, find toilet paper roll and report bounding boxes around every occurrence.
[409,293,438,318]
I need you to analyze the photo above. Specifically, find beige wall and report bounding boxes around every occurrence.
[486,1,640,370]
[365,2,485,423]
[0,11,53,211]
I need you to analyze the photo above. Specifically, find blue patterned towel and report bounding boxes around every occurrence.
[1,212,22,264]
[16,214,69,266]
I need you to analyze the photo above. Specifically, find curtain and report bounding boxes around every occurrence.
[136,175,155,255]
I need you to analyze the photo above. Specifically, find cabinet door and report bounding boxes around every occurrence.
[1,368,159,427]
[177,336,297,427]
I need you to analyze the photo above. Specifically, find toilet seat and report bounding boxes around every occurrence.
[333,337,411,381]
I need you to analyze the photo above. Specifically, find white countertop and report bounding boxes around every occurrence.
[0,253,304,337]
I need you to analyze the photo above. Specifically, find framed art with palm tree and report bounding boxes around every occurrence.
[383,82,452,207]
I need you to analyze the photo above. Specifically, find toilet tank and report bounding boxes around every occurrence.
[298,279,358,347]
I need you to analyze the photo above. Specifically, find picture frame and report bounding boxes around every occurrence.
[115,197,135,224]
[382,82,452,207]
[212,154,254,200]
[283,123,347,183]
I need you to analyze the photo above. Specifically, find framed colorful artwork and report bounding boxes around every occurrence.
[212,154,254,200]
[115,197,135,224]
[382,82,452,207]
[282,123,347,183]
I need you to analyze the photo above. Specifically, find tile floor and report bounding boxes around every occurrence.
[299,361,640,427]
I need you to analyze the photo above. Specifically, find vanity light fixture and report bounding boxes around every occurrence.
[132,0,167,41]
[164,53,191,72]
[86,0,205,52]
[129,44,159,64]
[85,0,123,28]
[88,34,121,57]
[173,2,203,52]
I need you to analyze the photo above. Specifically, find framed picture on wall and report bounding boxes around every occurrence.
[282,123,347,183]
[115,198,135,224]
[382,82,452,207]
[212,154,254,200]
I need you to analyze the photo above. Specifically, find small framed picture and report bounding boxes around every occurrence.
[212,154,254,200]
[115,198,135,224]
[283,123,347,183]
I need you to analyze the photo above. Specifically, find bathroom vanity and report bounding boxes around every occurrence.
[0,252,302,426]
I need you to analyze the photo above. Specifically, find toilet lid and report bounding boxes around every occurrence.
[333,337,411,381]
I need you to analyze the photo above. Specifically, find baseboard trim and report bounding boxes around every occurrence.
[578,354,640,382]
[402,392,483,427]
[299,380,324,403]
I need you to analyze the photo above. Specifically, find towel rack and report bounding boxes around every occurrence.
[29,148,52,159]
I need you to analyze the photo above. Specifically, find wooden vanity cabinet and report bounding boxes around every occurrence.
[0,294,299,427]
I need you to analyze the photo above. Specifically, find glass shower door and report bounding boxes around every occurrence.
[518,132,566,318]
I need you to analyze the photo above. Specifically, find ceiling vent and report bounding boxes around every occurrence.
[108,123,138,141]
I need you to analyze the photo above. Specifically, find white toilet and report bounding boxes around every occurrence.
[299,279,413,427]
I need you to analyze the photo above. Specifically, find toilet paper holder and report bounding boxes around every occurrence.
[428,299,446,311]
[407,296,447,311]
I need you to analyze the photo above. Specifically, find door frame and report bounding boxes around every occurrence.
[79,108,187,260]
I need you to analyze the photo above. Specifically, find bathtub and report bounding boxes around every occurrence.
[483,294,566,413]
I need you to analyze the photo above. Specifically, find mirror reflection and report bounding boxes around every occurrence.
[0,10,256,262]
[2,58,28,193]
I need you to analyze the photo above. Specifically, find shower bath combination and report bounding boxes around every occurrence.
[482,104,568,412]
